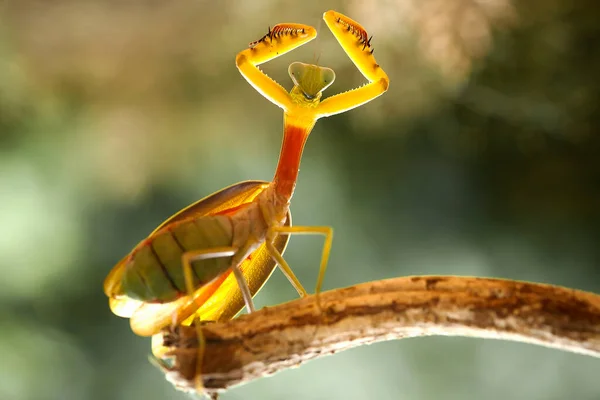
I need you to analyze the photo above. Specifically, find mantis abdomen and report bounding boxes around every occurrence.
[122,215,235,303]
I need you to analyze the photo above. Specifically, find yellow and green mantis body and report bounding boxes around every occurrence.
[104,9,388,391]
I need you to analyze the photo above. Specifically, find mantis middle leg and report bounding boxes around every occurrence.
[180,246,254,393]
[266,225,334,299]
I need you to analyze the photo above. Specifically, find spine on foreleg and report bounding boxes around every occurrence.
[122,215,235,302]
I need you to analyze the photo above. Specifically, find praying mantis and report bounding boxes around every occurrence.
[103,9,389,393]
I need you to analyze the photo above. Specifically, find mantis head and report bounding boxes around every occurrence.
[288,61,335,100]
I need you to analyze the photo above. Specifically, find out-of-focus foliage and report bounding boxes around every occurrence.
[0,0,598,399]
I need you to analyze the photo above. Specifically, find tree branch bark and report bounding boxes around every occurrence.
[155,276,600,396]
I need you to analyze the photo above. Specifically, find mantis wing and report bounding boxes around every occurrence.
[104,180,270,301]
[129,216,290,337]
[105,180,291,336]
[151,180,271,233]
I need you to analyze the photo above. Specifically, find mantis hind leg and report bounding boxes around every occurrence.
[179,246,243,393]
[266,226,334,302]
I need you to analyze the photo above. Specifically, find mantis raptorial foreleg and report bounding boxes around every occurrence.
[236,23,317,109]
[317,11,389,117]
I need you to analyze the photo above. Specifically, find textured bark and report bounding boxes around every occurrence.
[155,276,600,396]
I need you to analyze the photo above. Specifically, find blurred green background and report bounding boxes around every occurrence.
[1,0,599,399]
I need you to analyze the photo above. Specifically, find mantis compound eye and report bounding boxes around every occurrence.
[288,62,336,99]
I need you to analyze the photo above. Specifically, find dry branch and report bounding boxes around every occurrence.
[156,276,600,396]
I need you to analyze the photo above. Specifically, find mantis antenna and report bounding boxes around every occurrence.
[312,15,323,66]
